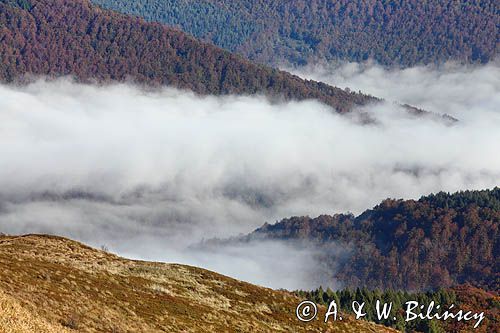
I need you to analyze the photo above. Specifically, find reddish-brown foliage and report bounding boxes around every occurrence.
[246,188,500,291]
[0,0,376,113]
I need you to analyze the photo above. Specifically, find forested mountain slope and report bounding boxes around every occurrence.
[90,0,499,67]
[236,188,500,291]
[298,286,499,333]
[0,0,375,113]
[0,234,397,332]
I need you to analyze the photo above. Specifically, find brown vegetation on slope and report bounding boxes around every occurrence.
[447,285,500,333]
[0,234,397,332]
[237,188,500,291]
[0,0,376,113]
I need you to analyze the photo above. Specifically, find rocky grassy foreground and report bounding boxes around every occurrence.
[0,234,396,332]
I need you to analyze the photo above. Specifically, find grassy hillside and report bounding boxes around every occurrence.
[0,0,376,114]
[90,0,499,67]
[0,234,397,332]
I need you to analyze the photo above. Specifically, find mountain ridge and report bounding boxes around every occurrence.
[206,188,500,291]
[0,0,378,114]
[0,233,398,332]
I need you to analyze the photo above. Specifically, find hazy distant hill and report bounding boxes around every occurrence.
[90,0,499,67]
[0,0,376,113]
[230,188,500,291]
[0,234,397,332]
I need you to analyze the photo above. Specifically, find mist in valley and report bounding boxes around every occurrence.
[0,62,499,289]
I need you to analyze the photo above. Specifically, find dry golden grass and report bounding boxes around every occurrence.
[0,234,398,332]
[0,289,72,333]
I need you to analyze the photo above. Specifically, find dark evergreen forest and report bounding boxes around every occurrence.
[90,0,499,67]
[297,285,498,332]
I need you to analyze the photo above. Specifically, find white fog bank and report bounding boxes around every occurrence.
[0,62,499,289]
[288,61,500,121]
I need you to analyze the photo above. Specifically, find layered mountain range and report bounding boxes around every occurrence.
[0,1,498,332]
[0,0,377,113]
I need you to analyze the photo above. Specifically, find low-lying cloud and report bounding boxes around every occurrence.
[0,62,498,289]
[288,61,500,121]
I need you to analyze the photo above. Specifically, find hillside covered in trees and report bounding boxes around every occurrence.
[297,285,499,333]
[90,0,499,67]
[0,0,376,113]
[237,188,500,291]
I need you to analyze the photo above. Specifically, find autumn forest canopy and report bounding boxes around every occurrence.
[0,0,377,113]
[237,188,500,291]
[0,0,498,332]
